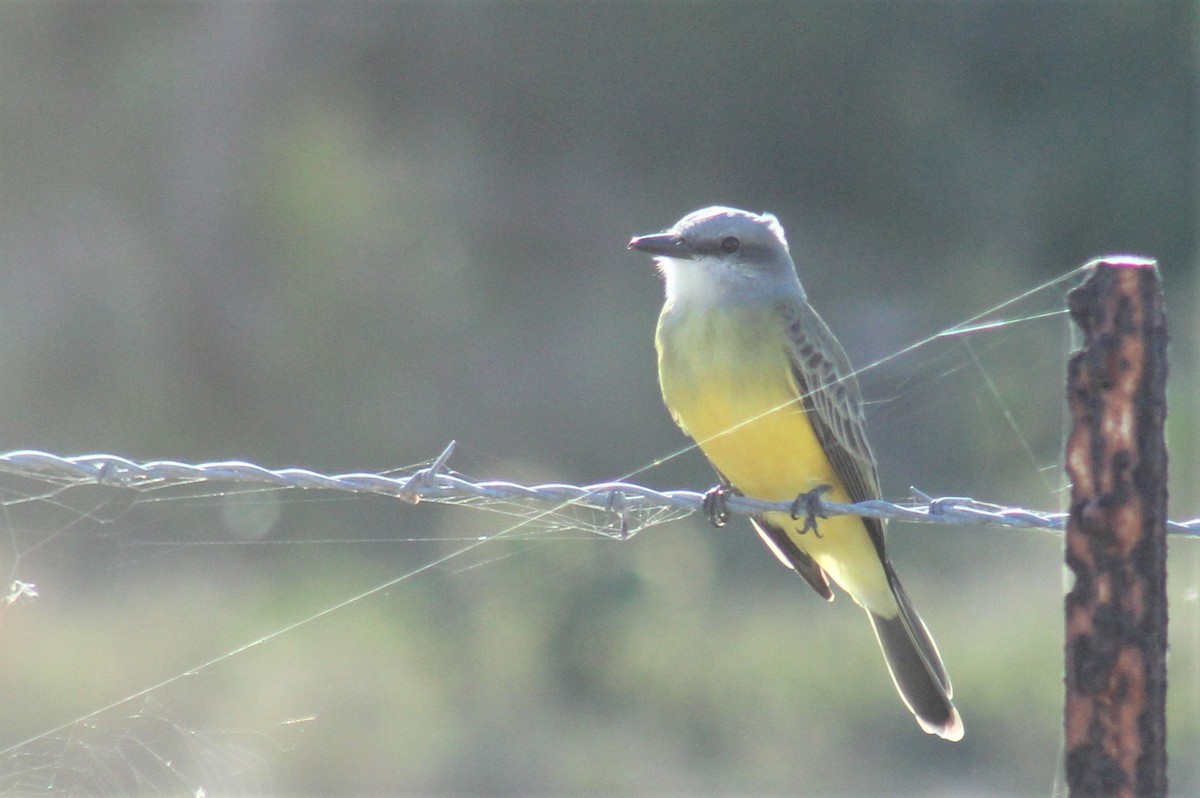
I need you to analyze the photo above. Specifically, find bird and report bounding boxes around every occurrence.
[629,206,963,740]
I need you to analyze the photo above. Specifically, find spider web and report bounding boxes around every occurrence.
[0,264,1195,796]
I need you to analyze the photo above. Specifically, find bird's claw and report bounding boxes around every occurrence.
[702,484,739,528]
[790,484,832,537]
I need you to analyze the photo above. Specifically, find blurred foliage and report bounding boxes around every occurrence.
[0,2,1195,795]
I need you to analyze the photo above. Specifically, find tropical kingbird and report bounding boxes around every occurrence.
[629,206,963,741]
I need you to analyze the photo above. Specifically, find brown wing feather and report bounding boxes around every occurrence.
[782,299,888,561]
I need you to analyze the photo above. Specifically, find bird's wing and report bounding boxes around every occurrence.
[780,298,887,557]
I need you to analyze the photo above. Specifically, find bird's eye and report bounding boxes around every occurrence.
[720,236,740,254]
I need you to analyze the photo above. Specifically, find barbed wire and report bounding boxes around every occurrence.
[0,443,1195,539]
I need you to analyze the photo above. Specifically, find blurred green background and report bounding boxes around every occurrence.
[1,2,1196,795]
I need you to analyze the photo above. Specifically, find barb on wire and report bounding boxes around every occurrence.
[0,446,1196,539]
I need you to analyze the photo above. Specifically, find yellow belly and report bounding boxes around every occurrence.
[657,303,891,610]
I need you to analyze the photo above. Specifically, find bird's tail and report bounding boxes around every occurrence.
[867,569,964,741]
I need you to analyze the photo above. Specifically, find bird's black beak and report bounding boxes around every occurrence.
[628,232,695,259]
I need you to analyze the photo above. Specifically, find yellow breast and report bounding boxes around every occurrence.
[656,302,846,504]
[655,300,893,609]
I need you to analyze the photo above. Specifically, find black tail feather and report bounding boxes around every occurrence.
[867,571,962,741]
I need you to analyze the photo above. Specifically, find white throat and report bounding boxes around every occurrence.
[659,256,804,308]
[658,256,729,307]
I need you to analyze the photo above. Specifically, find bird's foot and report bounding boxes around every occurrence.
[790,484,832,537]
[702,484,740,528]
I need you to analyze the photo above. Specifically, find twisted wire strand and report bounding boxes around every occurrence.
[0,444,1194,538]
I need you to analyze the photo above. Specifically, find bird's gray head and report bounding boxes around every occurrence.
[628,206,803,305]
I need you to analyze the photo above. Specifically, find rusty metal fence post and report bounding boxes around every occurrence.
[1064,257,1168,797]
